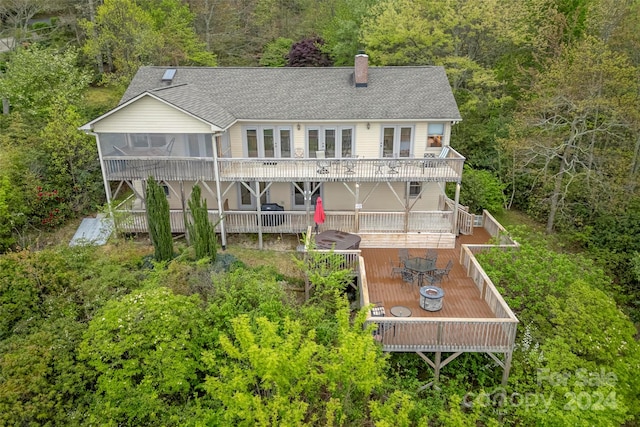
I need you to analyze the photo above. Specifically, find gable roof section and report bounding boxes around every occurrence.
[86,65,461,131]
[125,66,461,126]
[80,90,224,131]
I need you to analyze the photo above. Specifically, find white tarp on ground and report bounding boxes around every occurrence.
[69,214,113,246]
[0,38,15,53]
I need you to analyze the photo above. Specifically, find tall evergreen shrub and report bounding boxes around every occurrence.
[186,184,217,261]
[145,177,173,261]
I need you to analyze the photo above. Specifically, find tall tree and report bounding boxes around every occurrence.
[186,184,217,261]
[80,0,159,84]
[0,46,91,118]
[145,177,173,261]
[40,98,102,216]
[504,36,639,233]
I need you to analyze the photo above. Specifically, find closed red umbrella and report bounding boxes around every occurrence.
[314,197,326,233]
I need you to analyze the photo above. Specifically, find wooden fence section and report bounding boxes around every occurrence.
[103,154,465,183]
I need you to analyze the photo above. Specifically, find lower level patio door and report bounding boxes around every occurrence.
[239,182,269,209]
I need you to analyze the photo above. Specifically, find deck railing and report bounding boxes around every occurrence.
[103,153,465,183]
[361,215,519,353]
[113,208,456,234]
[362,261,517,352]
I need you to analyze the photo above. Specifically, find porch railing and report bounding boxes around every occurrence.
[113,208,455,234]
[102,153,465,183]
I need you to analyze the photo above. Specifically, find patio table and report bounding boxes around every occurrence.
[403,257,436,286]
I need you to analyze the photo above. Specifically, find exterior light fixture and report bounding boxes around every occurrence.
[366,122,370,129]
[297,123,301,130]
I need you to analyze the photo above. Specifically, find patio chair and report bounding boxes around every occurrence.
[425,249,438,262]
[423,273,442,286]
[432,259,453,282]
[389,258,403,279]
[401,268,417,285]
[398,248,410,263]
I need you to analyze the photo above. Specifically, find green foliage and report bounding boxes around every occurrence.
[81,0,216,84]
[202,301,386,426]
[0,174,19,250]
[79,287,209,425]
[478,228,610,334]
[449,165,506,214]
[0,242,148,425]
[186,184,218,261]
[319,0,376,66]
[145,177,173,262]
[0,244,147,339]
[40,98,103,218]
[259,37,293,67]
[0,46,91,118]
[0,319,92,426]
[477,228,640,423]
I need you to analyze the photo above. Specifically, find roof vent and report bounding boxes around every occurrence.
[161,68,177,83]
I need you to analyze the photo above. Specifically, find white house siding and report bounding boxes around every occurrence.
[93,96,212,134]
[227,125,243,157]
[157,179,441,212]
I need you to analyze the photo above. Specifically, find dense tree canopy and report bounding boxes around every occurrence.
[1,0,640,424]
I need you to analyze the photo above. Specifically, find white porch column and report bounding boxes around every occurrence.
[452,182,461,235]
[212,132,227,249]
[354,183,360,232]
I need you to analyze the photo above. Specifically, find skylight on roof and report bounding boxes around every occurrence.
[161,69,177,82]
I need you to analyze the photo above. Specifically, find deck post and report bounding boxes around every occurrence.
[180,181,189,244]
[434,351,442,383]
[501,351,513,386]
[354,183,360,232]
[93,133,114,215]
[255,181,263,250]
[212,132,227,249]
[452,182,461,235]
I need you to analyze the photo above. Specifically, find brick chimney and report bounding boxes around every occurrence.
[354,52,368,88]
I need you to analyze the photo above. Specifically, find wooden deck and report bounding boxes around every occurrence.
[361,229,495,319]
[358,228,518,353]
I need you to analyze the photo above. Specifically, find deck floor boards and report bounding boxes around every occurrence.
[361,229,496,319]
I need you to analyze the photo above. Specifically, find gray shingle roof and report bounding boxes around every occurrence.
[121,66,461,129]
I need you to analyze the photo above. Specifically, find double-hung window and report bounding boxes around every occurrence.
[408,182,422,198]
[382,126,413,158]
[244,126,293,158]
[306,126,354,158]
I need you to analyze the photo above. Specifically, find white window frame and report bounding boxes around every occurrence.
[408,181,422,198]
[306,125,355,158]
[292,182,322,210]
[238,182,269,209]
[427,123,445,148]
[381,125,414,158]
[243,125,294,158]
